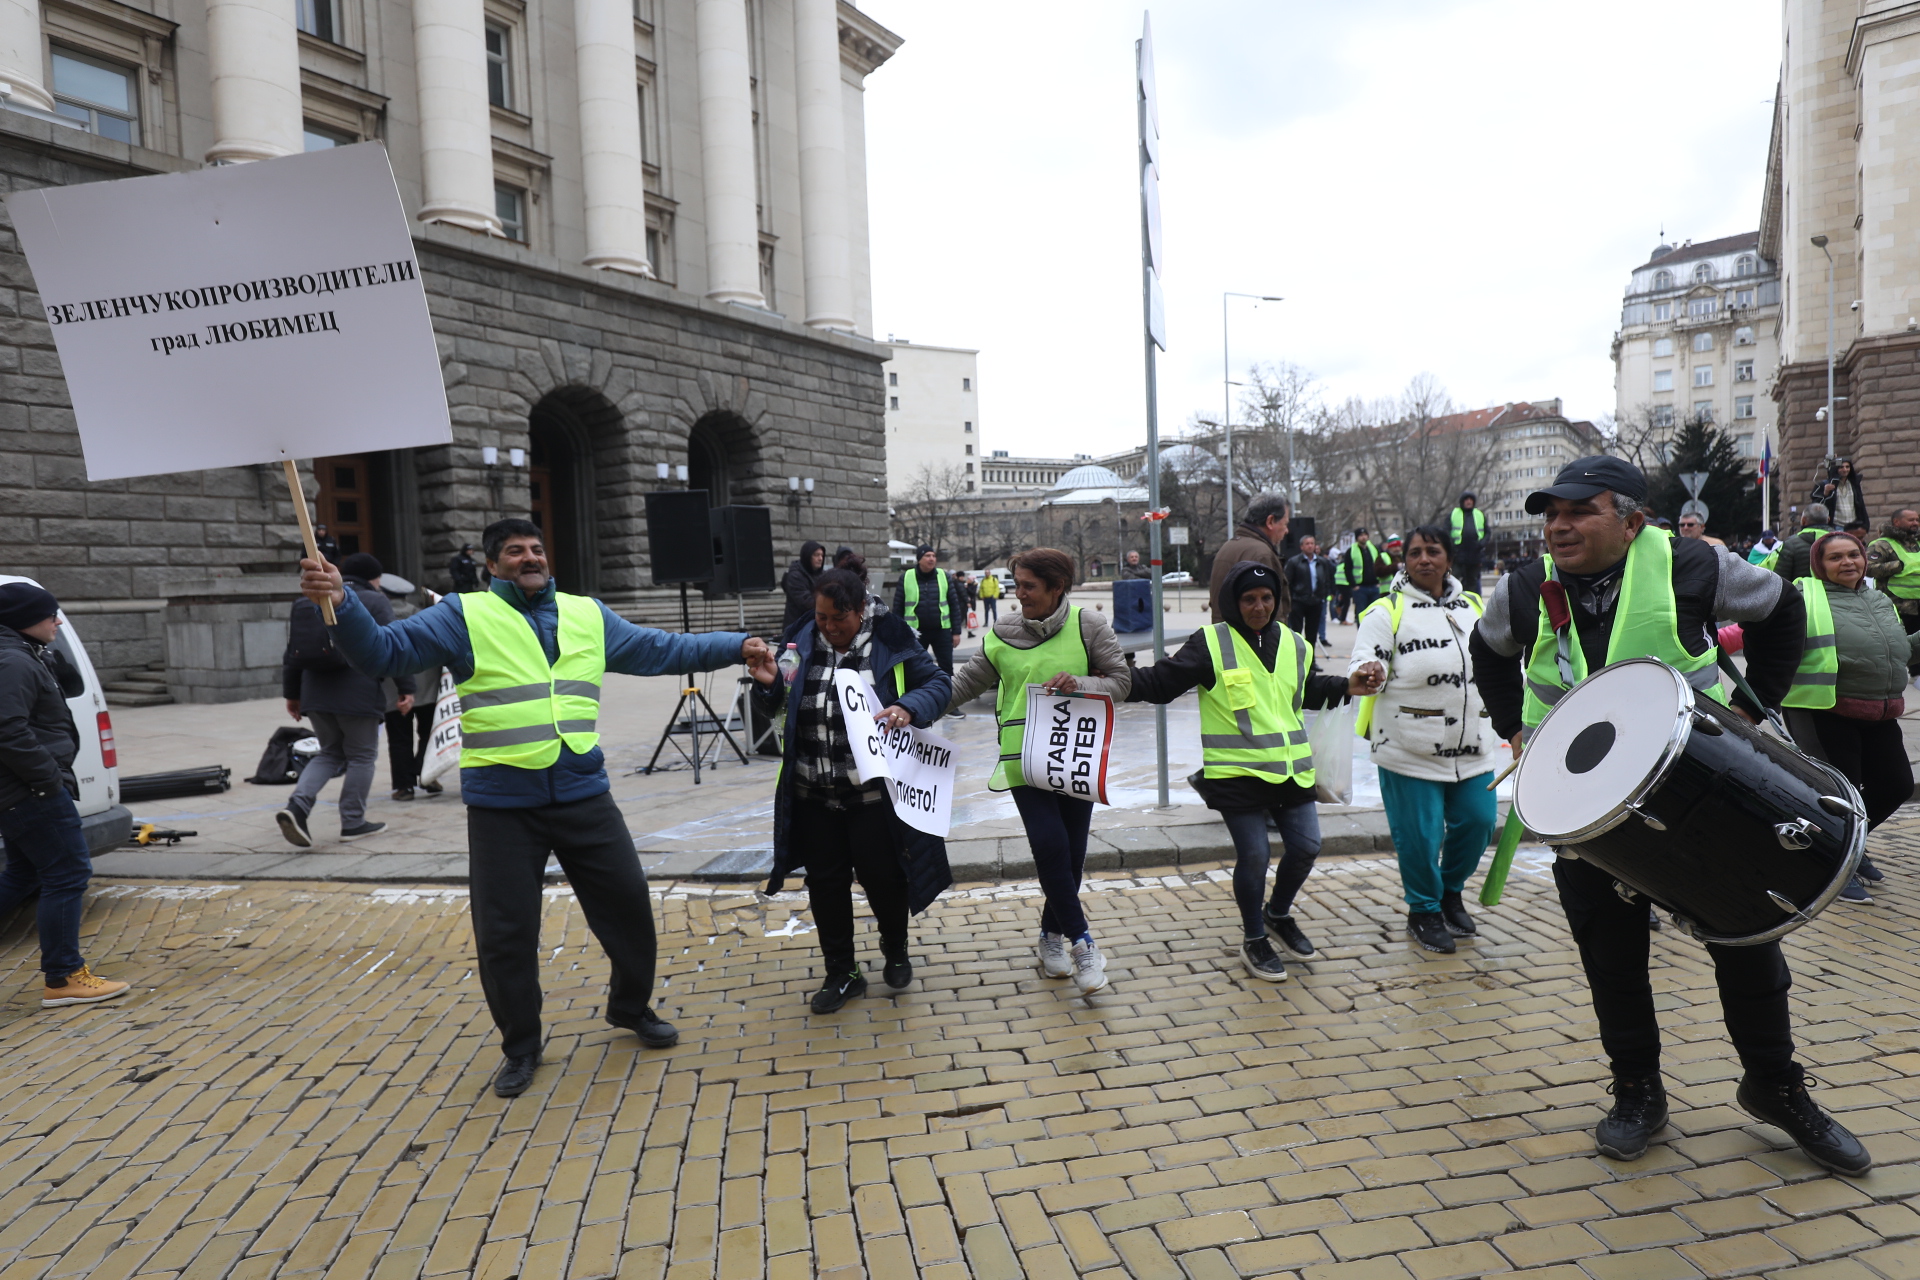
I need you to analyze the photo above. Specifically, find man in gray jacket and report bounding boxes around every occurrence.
[0,582,130,1007]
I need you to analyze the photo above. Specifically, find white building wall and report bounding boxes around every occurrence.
[883,343,980,496]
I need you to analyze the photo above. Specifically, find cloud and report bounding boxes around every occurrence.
[860,0,1776,456]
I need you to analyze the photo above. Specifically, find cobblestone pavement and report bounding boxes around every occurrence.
[3,822,1920,1279]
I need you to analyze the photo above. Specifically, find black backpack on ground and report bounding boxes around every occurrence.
[248,726,312,784]
[285,597,348,672]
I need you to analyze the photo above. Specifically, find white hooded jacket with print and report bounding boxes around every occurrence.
[1346,569,1496,783]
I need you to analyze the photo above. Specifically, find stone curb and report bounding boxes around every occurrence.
[91,810,1408,884]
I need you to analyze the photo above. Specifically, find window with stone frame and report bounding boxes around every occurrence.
[1692,331,1713,352]
[1654,302,1671,321]
[1734,326,1755,345]
[1653,337,1673,356]
[50,46,137,143]
[1692,262,1714,283]
[495,184,527,242]
[1736,254,1756,277]
[486,22,513,110]
[1735,396,1755,420]
[1735,359,1755,382]
[1654,269,1673,291]
[1692,401,1714,423]
[296,0,336,43]
[1653,369,1674,392]
[1652,405,1675,428]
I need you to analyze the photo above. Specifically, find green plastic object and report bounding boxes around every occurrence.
[1480,806,1525,907]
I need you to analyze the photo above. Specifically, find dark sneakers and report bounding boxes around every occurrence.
[1857,856,1885,884]
[1737,1069,1872,1175]
[1239,936,1289,982]
[340,821,387,841]
[1595,1073,1669,1160]
[276,805,312,848]
[609,1006,680,1048]
[882,947,912,991]
[1264,911,1316,957]
[1407,911,1456,954]
[1440,891,1477,937]
[493,1054,538,1097]
[812,971,868,1014]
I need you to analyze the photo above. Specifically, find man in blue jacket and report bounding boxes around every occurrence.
[299,518,776,1096]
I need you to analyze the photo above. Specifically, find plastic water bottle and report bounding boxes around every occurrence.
[777,642,801,687]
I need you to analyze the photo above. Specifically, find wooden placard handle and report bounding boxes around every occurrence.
[283,459,337,625]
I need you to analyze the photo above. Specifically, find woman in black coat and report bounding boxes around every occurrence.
[780,541,827,632]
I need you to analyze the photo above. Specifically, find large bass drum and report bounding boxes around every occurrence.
[1513,657,1864,945]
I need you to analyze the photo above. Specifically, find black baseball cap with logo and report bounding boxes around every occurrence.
[1524,456,1649,515]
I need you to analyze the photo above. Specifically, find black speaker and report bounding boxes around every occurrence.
[1281,515,1317,561]
[704,505,777,596]
[645,490,715,584]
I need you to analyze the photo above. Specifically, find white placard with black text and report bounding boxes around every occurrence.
[832,669,957,838]
[8,143,451,482]
[1019,685,1114,804]
[420,672,463,785]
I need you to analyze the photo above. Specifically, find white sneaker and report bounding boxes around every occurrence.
[1070,935,1108,994]
[1037,931,1071,978]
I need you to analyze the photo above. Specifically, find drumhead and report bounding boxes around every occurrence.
[1514,659,1692,840]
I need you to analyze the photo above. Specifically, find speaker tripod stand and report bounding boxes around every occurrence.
[641,583,748,782]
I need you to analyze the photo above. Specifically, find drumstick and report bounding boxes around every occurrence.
[1486,755,1521,791]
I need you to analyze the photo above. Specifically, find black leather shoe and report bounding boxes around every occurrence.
[493,1054,538,1098]
[1595,1073,1668,1160]
[609,1007,680,1048]
[882,947,912,990]
[1264,911,1316,957]
[811,971,867,1013]
[1407,911,1455,954]
[1440,891,1477,937]
[1737,1069,1872,1175]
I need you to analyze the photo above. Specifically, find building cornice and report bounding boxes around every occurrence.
[1847,1,1920,76]
[1758,77,1783,262]
[839,2,902,77]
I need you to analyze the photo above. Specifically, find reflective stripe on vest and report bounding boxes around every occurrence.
[1783,576,1839,709]
[1198,623,1314,784]
[1520,527,1724,729]
[903,568,951,629]
[1884,540,1920,600]
[457,590,606,768]
[1450,508,1486,545]
[983,606,1088,790]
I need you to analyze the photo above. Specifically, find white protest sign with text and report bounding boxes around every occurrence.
[419,672,463,785]
[832,669,957,838]
[8,142,451,482]
[1019,685,1115,804]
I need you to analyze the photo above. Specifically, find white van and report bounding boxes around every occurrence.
[0,576,132,855]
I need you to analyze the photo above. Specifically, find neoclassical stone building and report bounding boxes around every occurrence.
[0,0,898,700]
[1764,0,1920,524]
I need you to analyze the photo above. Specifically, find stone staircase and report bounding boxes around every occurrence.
[104,660,174,707]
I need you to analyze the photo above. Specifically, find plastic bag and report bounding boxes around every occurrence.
[1309,700,1357,805]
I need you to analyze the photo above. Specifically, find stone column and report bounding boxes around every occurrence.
[574,0,652,275]
[413,0,499,232]
[0,0,53,114]
[694,0,765,306]
[793,0,852,330]
[206,0,303,163]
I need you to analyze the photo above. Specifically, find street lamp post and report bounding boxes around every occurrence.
[1811,235,1836,462]
[1221,291,1283,538]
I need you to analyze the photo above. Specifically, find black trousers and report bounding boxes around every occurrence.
[1791,709,1915,830]
[792,796,910,975]
[1455,561,1482,596]
[917,620,955,676]
[468,792,657,1058]
[1554,855,1795,1082]
[384,705,436,789]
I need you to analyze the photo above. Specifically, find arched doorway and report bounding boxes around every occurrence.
[686,410,757,510]
[529,388,623,594]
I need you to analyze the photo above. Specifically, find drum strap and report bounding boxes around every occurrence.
[1540,573,1576,686]
[1715,651,1790,737]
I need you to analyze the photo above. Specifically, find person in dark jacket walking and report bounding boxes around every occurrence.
[781,541,828,633]
[300,518,770,1097]
[1127,562,1375,981]
[0,582,131,1007]
[448,544,482,592]
[1283,535,1335,645]
[757,569,953,1013]
[279,553,414,846]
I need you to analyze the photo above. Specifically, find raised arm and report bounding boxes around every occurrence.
[328,582,479,680]
[600,605,751,678]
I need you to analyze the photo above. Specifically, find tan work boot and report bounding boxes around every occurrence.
[42,966,130,1008]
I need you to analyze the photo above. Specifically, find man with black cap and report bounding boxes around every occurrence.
[448,543,482,593]
[0,582,130,1007]
[1469,456,1871,1176]
[1449,492,1488,594]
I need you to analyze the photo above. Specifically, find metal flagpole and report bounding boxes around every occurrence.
[1138,13,1168,808]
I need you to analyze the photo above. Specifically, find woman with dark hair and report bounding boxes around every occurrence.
[834,552,888,617]
[758,568,954,1012]
[1128,560,1377,980]
[1811,459,1868,531]
[948,548,1131,992]
[1780,530,1915,901]
[1347,525,1497,953]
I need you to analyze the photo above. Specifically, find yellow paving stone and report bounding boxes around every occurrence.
[1674,1194,1792,1236]
[1492,1223,1605,1269]
[1675,1229,1799,1275]
[1399,1240,1509,1280]
[1767,1213,1882,1260]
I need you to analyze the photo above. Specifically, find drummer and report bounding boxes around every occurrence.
[1469,456,1870,1176]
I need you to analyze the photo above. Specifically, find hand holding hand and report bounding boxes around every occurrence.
[875,705,913,730]
[743,637,778,686]
[299,557,346,607]
[1042,672,1079,694]
[1348,661,1385,696]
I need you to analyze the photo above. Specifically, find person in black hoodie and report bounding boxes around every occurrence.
[781,542,828,633]
[1125,561,1380,981]
[0,582,131,1007]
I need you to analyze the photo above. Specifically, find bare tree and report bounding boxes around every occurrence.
[889,463,970,553]
[1344,376,1500,531]
[1236,361,1321,499]
[1602,404,1673,472]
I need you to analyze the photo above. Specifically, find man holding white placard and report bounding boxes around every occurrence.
[757,570,953,1015]
[300,519,775,1097]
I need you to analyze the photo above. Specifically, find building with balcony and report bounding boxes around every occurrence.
[0,0,901,699]
[1611,234,1781,468]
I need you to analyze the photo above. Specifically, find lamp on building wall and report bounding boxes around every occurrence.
[481,443,524,511]
[787,476,815,506]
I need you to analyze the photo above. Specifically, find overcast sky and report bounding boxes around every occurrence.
[859,0,1780,461]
